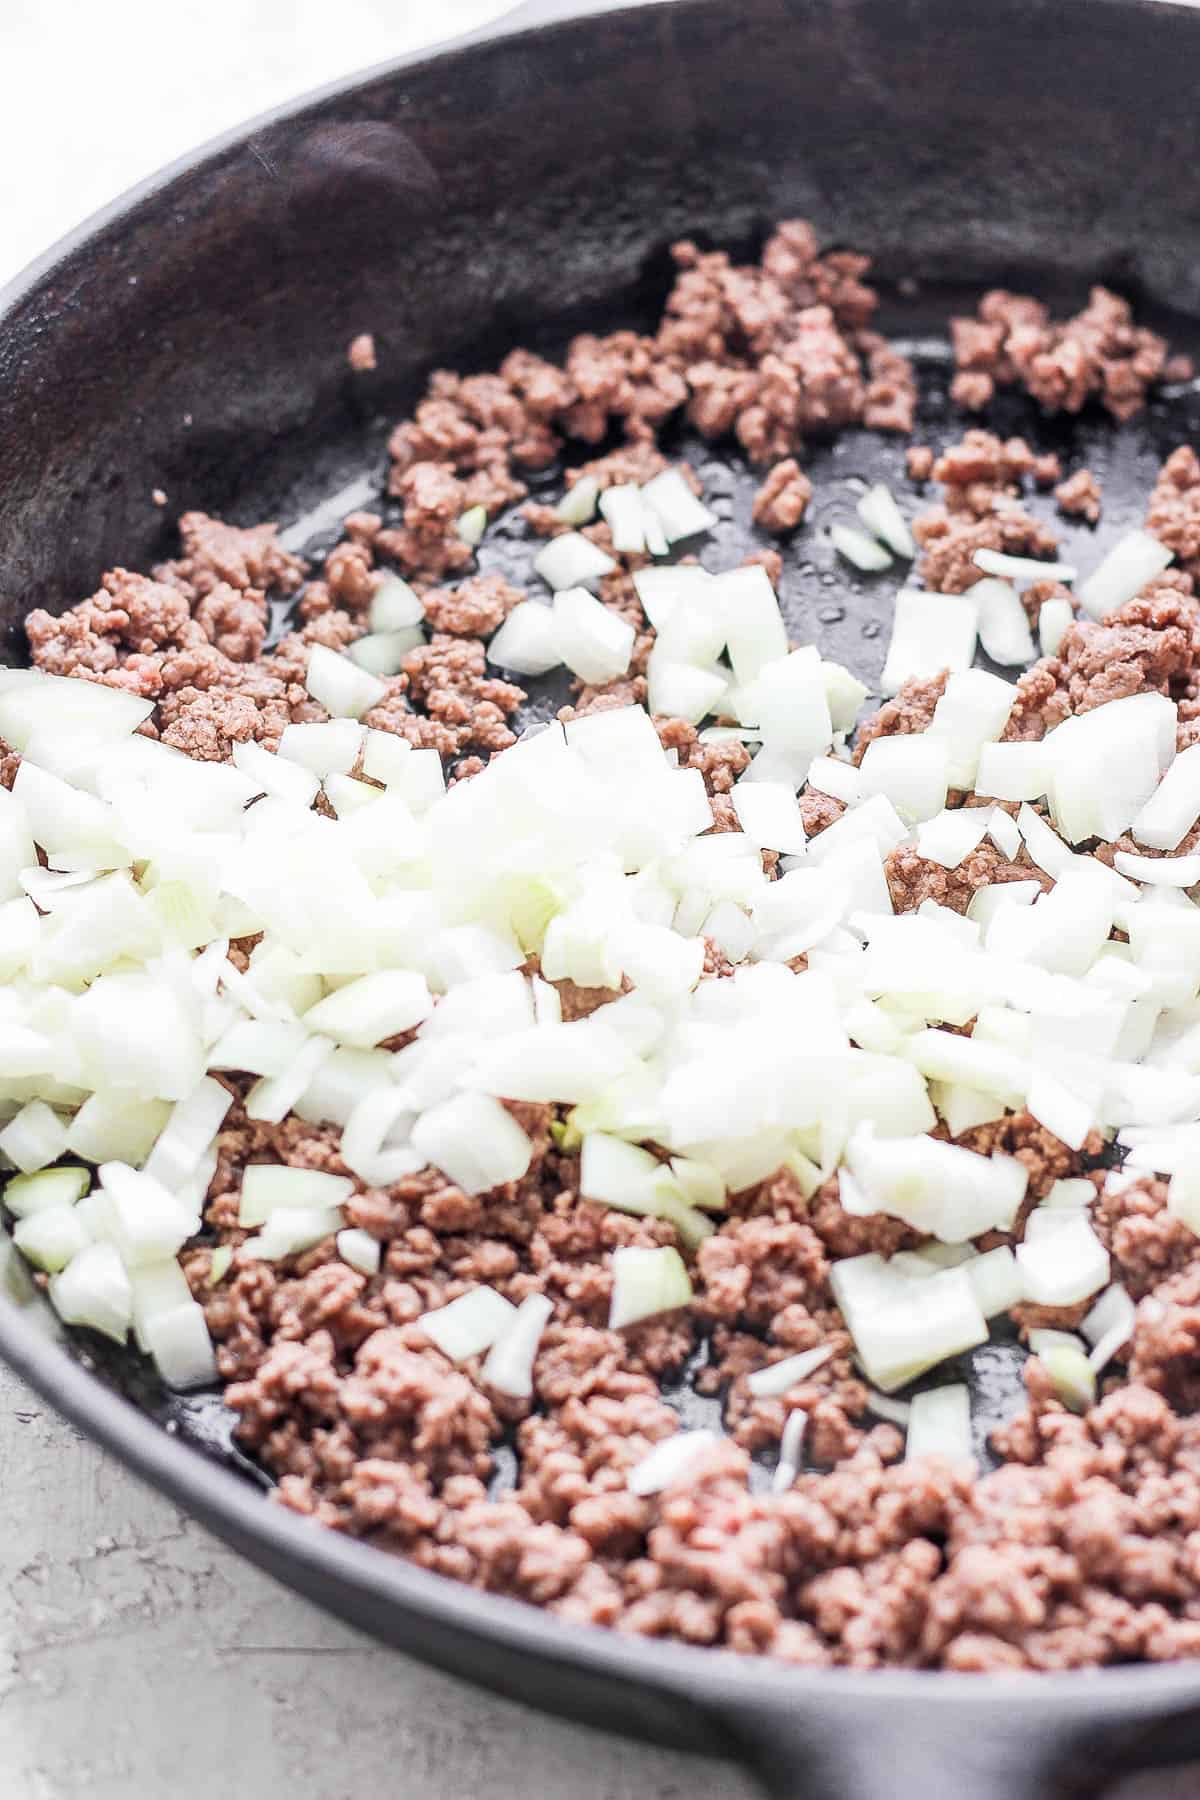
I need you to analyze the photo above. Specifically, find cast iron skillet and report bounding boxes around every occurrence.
[4,1,1200,1792]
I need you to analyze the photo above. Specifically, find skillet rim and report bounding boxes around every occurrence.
[2,0,1200,1724]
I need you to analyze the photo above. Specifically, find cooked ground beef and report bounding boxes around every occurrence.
[949,285,1187,421]
[16,221,1200,1675]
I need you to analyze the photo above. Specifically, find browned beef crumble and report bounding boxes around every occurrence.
[18,225,1200,1673]
[1054,468,1102,523]
[949,285,1188,421]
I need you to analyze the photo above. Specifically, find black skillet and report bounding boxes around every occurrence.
[3,1,1200,1793]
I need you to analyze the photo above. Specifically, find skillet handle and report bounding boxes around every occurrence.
[719,1706,1069,1800]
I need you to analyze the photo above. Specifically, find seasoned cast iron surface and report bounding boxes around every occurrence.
[19,274,1200,1496]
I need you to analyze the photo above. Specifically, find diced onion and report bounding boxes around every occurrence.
[973,549,1077,583]
[534,532,616,592]
[305,644,387,721]
[347,630,423,677]
[48,1241,132,1343]
[1114,849,1200,887]
[488,603,563,676]
[552,587,635,684]
[905,1383,973,1464]
[277,719,365,776]
[830,523,892,572]
[420,1285,518,1361]
[410,1093,533,1195]
[973,578,1035,666]
[881,590,977,696]
[639,468,716,542]
[856,484,915,559]
[747,1343,834,1397]
[336,1227,381,1276]
[627,1428,718,1496]
[1016,1212,1110,1305]
[556,475,599,527]
[598,484,646,553]
[481,1292,553,1397]
[13,1204,91,1273]
[5,1164,89,1217]
[1132,744,1200,852]
[1077,529,1173,620]
[456,505,488,547]
[238,1164,353,1227]
[143,1300,217,1389]
[143,1077,233,1192]
[369,573,425,633]
[859,735,949,823]
[232,738,320,808]
[608,1244,693,1329]
[1039,597,1074,658]
[241,1205,344,1260]
[0,1099,68,1174]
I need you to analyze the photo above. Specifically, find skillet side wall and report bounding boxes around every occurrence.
[3,0,1200,624]
[4,0,1200,1793]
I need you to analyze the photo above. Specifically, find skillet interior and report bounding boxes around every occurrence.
[6,0,1200,1793]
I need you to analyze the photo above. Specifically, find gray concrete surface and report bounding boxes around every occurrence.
[1,6,1199,1797]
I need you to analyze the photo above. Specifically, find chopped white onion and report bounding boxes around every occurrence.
[534,532,617,592]
[48,1241,132,1343]
[856,484,915,559]
[747,1343,834,1398]
[552,587,635,684]
[232,738,320,808]
[1039,597,1074,658]
[305,644,387,721]
[420,1285,518,1361]
[143,1300,217,1389]
[347,630,423,678]
[13,1204,91,1273]
[905,1383,973,1464]
[277,719,365,776]
[973,578,1036,666]
[964,1245,1023,1317]
[731,784,808,854]
[806,756,861,805]
[772,1408,809,1492]
[143,1077,233,1192]
[481,1292,553,1397]
[238,1164,353,1228]
[608,1244,693,1329]
[0,1099,68,1175]
[639,468,716,542]
[556,475,599,527]
[241,1205,344,1260]
[1114,849,1200,888]
[627,1427,718,1497]
[336,1227,381,1276]
[1077,529,1173,620]
[411,1092,532,1195]
[973,549,1077,583]
[1016,1211,1110,1306]
[881,590,978,696]
[830,523,892,572]
[1132,744,1200,852]
[598,484,646,553]
[487,603,563,676]
[456,505,488,547]
[369,573,425,633]
[859,734,949,824]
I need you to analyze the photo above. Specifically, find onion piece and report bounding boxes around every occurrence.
[411,1092,533,1194]
[369,573,425,633]
[555,475,599,528]
[627,1427,718,1497]
[0,1099,67,1175]
[639,468,716,542]
[48,1241,132,1343]
[305,644,387,721]
[846,1265,988,1393]
[129,1260,193,1352]
[1114,849,1200,887]
[973,549,1077,583]
[731,784,808,854]
[806,756,861,805]
[1077,529,1173,620]
[420,1285,518,1361]
[1132,744,1200,851]
[337,1227,381,1276]
[68,1093,172,1168]
[973,577,1036,665]
[845,1123,1027,1241]
[232,738,320,808]
[94,1162,197,1268]
[747,1343,834,1397]
[905,1383,973,1464]
[1028,1330,1096,1411]
[347,630,424,677]
[714,564,789,684]
[238,1164,353,1227]
[5,1165,89,1217]
[13,1204,91,1273]
[534,532,616,592]
[1039,597,1074,658]
[303,971,432,1047]
[143,1076,233,1191]
[608,1244,693,1329]
[964,1245,1023,1317]
[859,734,949,823]
[456,504,488,547]
[241,1205,345,1260]
[208,1246,233,1285]
[552,586,635,684]
[340,1087,420,1186]
[975,741,1051,804]
[487,603,562,676]
[881,590,978,696]
[915,808,991,870]
[481,1292,554,1397]
[244,1034,335,1124]
[277,719,365,776]
[830,523,892,572]
[598,483,646,553]
[1016,1212,1110,1305]
[772,1408,809,1492]
[142,1300,217,1389]
[856,484,915,559]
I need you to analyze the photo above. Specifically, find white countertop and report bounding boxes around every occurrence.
[0,7,1196,1795]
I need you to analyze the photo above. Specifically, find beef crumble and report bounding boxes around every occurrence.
[14,222,1200,1674]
